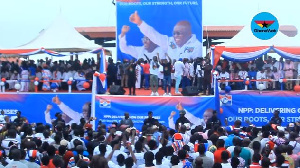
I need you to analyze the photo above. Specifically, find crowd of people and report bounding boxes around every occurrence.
[0,106,298,168]
[0,58,97,92]
[1,54,299,95]
[107,55,300,96]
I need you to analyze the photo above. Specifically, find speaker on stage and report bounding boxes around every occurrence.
[109,85,125,95]
[181,86,199,96]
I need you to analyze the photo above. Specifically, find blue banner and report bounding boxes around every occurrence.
[220,91,300,127]
[0,93,92,125]
[95,95,214,130]
[116,0,203,61]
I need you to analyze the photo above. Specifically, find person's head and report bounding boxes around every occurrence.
[11,149,21,161]
[148,111,153,119]
[75,145,84,155]
[233,146,242,157]
[134,141,143,152]
[203,109,213,123]
[55,112,62,120]
[173,21,192,47]
[221,151,230,162]
[216,139,225,148]
[178,150,187,160]
[170,155,179,166]
[124,157,134,168]
[52,155,65,168]
[153,56,158,62]
[179,110,186,118]
[1,110,4,115]
[155,151,164,164]
[231,157,240,168]
[142,36,157,52]
[233,120,242,128]
[118,113,128,122]
[144,151,154,163]
[90,155,108,168]
[276,154,285,167]
[252,153,261,163]
[117,154,125,166]
[212,110,217,117]
[195,156,203,168]
[17,111,21,118]
[273,110,279,117]
[198,143,206,155]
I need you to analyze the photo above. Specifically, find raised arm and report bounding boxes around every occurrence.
[119,25,140,59]
[44,105,53,125]
[144,54,150,63]
[165,53,171,63]
[130,11,169,52]
[157,53,163,65]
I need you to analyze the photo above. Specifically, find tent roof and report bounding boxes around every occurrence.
[217,25,297,47]
[16,14,101,52]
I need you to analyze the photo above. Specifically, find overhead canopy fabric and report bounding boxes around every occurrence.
[0,14,101,55]
[214,25,300,67]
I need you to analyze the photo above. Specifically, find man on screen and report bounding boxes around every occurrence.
[119,25,165,60]
[129,11,202,60]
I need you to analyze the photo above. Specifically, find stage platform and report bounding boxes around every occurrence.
[0,90,299,130]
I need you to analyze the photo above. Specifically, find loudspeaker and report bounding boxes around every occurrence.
[181,86,199,96]
[109,85,125,95]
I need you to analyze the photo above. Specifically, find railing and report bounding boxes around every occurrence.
[0,78,92,93]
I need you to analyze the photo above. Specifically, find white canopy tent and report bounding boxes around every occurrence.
[16,14,101,52]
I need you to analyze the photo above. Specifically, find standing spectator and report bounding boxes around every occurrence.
[158,53,172,96]
[173,58,185,95]
[127,60,137,96]
[181,58,190,89]
[20,61,29,92]
[42,64,52,91]
[52,67,62,90]
[74,71,86,91]
[121,59,130,88]
[273,57,285,78]
[28,60,37,92]
[106,58,118,88]
[196,57,204,92]
[272,67,281,90]
[284,59,294,90]
[238,67,248,90]
[120,112,134,128]
[202,59,213,95]
[218,69,230,89]
[214,139,231,163]
[145,55,160,96]
[5,149,28,168]
[143,60,150,90]
[256,68,266,89]
[135,60,142,89]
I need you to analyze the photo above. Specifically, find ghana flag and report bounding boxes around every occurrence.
[255,20,275,28]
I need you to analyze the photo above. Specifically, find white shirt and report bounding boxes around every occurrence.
[62,71,73,81]
[0,114,7,124]
[174,61,185,78]
[238,70,248,79]
[196,64,204,78]
[219,72,230,80]
[256,71,266,80]
[139,21,202,60]
[119,35,165,60]
[149,60,160,76]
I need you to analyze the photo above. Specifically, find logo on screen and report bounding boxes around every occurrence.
[220,95,232,106]
[99,99,111,108]
[251,12,279,40]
